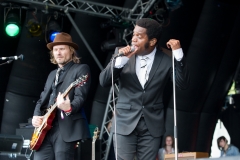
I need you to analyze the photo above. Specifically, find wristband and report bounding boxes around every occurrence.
[64,107,72,113]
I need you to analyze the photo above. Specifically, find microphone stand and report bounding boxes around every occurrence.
[0,60,13,66]
[172,53,178,160]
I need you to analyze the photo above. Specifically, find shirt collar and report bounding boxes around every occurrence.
[58,60,74,71]
[137,47,156,61]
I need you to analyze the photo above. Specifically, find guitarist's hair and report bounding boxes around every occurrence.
[49,46,81,64]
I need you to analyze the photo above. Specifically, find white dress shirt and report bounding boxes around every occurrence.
[114,47,184,69]
[114,47,184,88]
[135,47,156,82]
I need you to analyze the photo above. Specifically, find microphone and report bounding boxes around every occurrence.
[0,54,24,61]
[114,45,135,59]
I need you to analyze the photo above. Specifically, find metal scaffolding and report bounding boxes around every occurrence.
[9,0,156,44]
[8,0,157,159]
[9,0,155,21]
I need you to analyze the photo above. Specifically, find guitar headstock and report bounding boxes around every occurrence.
[72,74,89,88]
[92,127,100,143]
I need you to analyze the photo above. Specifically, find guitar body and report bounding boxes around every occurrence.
[30,109,56,150]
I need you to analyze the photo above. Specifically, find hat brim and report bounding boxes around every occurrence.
[47,42,79,50]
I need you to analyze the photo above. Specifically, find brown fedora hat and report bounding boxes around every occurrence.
[47,32,79,50]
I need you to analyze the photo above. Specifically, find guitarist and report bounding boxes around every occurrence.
[31,32,91,160]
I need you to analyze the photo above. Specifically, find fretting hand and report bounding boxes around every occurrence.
[56,92,71,111]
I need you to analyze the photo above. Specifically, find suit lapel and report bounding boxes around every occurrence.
[144,50,164,88]
[49,70,57,88]
[56,79,63,86]
[43,70,56,103]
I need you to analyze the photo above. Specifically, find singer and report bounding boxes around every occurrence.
[99,18,190,160]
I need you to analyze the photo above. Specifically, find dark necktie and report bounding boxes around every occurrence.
[55,68,62,86]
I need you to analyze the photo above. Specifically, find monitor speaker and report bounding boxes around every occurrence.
[0,134,24,154]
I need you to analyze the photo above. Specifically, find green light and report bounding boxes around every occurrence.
[228,81,236,95]
[5,24,20,37]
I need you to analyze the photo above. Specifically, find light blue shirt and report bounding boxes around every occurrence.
[220,145,240,157]
[158,148,175,160]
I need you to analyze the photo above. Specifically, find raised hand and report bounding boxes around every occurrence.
[166,39,181,50]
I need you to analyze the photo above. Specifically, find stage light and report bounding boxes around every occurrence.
[49,31,60,42]
[4,7,21,37]
[101,28,125,52]
[5,13,20,37]
[46,20,61,42]
[146,0,182,25]
[154,8,168,25]
[165,0,182,11]
[26,19,42,37]
[228,81,236,95]
[5,23,19,37]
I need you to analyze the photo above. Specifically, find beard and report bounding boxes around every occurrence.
[56,57,72,66]
[135,41,151,56]
[144,41,150,50]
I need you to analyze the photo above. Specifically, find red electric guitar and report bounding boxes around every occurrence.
[30,74,89,151]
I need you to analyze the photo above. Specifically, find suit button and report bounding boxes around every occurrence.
[142,106,144,108]
[143,90,145,93]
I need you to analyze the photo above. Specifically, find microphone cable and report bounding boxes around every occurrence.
[110,45,134,160]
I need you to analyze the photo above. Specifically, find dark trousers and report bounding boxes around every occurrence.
[34,124,76,160]
[113,117,161,160]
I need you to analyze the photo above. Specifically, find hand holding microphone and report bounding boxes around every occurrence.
[115,45,136,59]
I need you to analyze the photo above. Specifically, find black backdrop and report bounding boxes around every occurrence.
[0,0,240,156]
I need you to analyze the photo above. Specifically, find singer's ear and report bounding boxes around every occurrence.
[150,38,157,46]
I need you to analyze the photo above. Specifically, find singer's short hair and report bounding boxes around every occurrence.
[136,18,162,46]
[50,46,80,64]
[217,136,228,150]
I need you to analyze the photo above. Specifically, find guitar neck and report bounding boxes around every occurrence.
[44,84,73,118]
[92,127,99,160]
